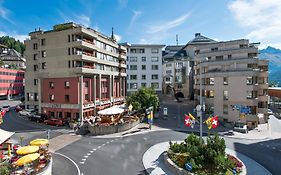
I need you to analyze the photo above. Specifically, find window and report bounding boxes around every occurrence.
[211,47,218,51]
[68,48,71,55]
[130,48,145,53]
[152,74,158,79]
[166,77,171,81]
[141,65,146,70]
[223,105,228,114]
[130,65,137,70]
[34,79,38,85]
[166,70,172,74]
[65,81,70,88]
[228,55,232,59]
[41,39,46,46]
[152,65,158,70]
[130,83,137,89]
[151,48,159,53]
[68,60,71,68]
[141,75,146,80]
[209,90,214,98]
[33,54,38,60]
[42,62,46,69]
[141,83,146,87]
[223,91,228,100]
[33,65,38,71]
[141,57,146,62]
[85,94,89,100]
[68,35,71,42]
[166,63,172,67]
[41,50,46,58]
[215,56,223,61]
[151,57,159,62]
[34,93,38,101]
[27,93,30,101]
[246,77,253,85]
[33,43,38,50]
[130,57,137,62]
[49,82,54,88]
[50,94,54,101]
[210,78,215,85]
[130,75,137,80]
[151,83,159,89]
[223,77,228,85]
[84,81,88,87]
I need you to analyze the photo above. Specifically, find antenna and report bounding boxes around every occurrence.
[176,34,179,46]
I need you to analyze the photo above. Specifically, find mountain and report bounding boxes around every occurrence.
[259,46,281,85]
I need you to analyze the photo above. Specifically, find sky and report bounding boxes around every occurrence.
[0,0,281,49]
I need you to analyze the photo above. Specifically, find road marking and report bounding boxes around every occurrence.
[266,145,270,148]
[90,151,93,153]
[260,143,263,146]
[98,146,101,149]
[111,140,114,142]
[83,155,88,158]
[106,141,110,144]
[87,153,91,156]
[79,162,85,164]
[92,148,96,151]
[102,143,106,146]
[53,152,81,175]
[81,159,86,161]
[272,147,276,149]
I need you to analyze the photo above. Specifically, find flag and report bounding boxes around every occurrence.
[1,110,6,117]
[189,113,196,120]
[205,117,212,129]
[184,114,191,127]
[211,116,219,128]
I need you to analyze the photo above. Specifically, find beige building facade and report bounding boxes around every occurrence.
[183,33,268,127]
[24,22,127,121]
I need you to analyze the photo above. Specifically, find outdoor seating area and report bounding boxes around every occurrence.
[0,135,52,175]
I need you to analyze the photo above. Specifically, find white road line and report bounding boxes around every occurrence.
[79,162,85,164]
[102,143,106,146]
[83,155,88,158]
[106,141,110,144]
[87,153,91,156]
[98,146,101,149]
[53,152,81,175]
[90,151,93,153]
[272,147,276,149]
[110,140,114,142]
[81,159,86,161]
[266,145,270,148]
[92,148,97,151]
[260,143,263,146]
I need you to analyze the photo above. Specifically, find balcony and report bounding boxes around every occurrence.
[257,108,267,114]
[83,101,95,109]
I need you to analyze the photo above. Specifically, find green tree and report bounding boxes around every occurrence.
[0,36,25,54]
[126,87,159,112]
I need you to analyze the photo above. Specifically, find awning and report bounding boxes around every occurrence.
[0,128,15,144]
[97,104,126,115]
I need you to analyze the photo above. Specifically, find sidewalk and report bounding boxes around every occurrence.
[142,141,272,175]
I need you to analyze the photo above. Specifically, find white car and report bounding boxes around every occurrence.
[19,109,36,117]
[268,109,273,115]
[2,105,10,112]
[234,122,248,133]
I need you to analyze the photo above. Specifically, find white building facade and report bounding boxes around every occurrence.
[126,44,165,94]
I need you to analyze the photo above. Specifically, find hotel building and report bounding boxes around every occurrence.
[24,22,127,121]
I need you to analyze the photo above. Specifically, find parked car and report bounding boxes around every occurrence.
[2,105,10,112]
[19,109,37,117]
[44,118,65,126]
[28,112,48,123]
[233,122,248,133]
[268,109,273,115]
[15,105,23,112]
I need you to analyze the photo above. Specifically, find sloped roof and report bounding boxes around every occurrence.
[163,45,188,61]
[187,33,217,45]
[0,49,25,61]
[0,128,14,144]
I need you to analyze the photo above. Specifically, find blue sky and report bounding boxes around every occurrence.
[1,0,281,49]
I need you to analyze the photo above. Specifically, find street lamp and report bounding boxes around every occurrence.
[198,57,208,140]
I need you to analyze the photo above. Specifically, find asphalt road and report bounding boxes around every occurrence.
[57,130,281,175]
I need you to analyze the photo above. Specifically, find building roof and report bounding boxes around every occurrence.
[163,45,188,61]
[129,44,165,48]
[0,49,25,62]
[187,33,217,45]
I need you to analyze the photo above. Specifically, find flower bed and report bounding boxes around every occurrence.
[167,134,244,175]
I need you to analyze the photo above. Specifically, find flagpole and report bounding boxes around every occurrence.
[199,59,203,141]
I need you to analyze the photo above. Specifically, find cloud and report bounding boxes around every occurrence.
[0,0,14,24]
[147,13,190,34]
[75,14,91,27]
[0,31,28,42]
[114,34,122,42]
[118,0,128,9]
[229,0,281,48]
[128,10,142,30]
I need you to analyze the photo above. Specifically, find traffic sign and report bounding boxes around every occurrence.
[185,163,192,171]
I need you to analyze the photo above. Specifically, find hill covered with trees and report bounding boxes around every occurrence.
[0,36,25,55]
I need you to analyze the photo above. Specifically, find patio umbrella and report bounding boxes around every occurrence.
[15,153,40,166]
[30,139,49,146]
[16,146,39,155]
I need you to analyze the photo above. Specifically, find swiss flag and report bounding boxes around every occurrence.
[211,116,219,128]
[184,114,191,127]
[1,110,6,117]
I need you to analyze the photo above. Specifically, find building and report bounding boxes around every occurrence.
[268,87,281,109]
[0,46,26,69]
[162,45,192,98]
[183,33,269,127]
[0,68,24,99]
[24,22,127,121]
[126,44,165,94]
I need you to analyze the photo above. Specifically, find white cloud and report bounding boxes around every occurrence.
[0,0,14,24]
[128,10,142,30]
[118,0,128,9]
[229,0,281,48]
[0,31,28,42]
[147,13,190,34]
[114,34,122,42]
[75,14,91,27]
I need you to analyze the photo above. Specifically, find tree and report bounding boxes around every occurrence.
[126,87,159,112]
[0,36,25,54]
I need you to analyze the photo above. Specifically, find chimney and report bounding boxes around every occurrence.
[195,33,201,37]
